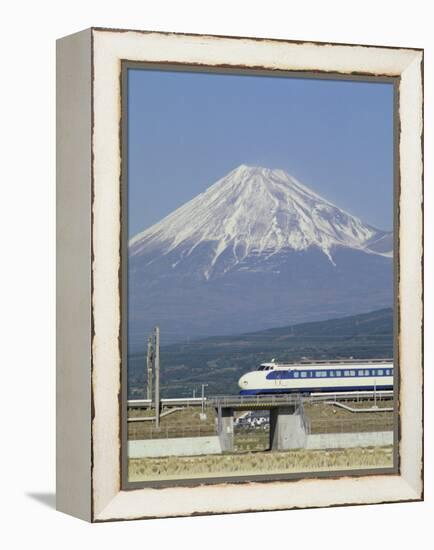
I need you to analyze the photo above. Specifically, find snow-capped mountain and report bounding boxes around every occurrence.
[130,165,391,277]
[128,165,393,350]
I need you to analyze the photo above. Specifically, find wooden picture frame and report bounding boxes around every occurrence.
[56,27,423,522]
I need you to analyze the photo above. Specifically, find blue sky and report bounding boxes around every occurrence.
[127,68,394,238]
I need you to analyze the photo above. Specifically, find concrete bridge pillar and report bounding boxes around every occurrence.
[217,406,234,452]
[269,405,307,451]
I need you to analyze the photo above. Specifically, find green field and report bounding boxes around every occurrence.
[128,308,393,398]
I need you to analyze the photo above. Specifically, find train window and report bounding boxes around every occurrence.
[344,370,350,376]
[350,370,355,376]
[377,369,384,376]
[386,369,390,375]
[301,372,307,378]
[293,372,299,378]
[329,371,334,377]
[357,370,364,376]
[336,370,341,376]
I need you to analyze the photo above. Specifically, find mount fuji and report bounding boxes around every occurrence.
[128,165,392,351]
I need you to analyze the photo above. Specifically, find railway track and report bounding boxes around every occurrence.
[128,390,393,410]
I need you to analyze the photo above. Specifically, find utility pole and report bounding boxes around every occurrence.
[146,335,153,401]
[374,378,377,409]
[200,383,208,419]
[154,326,160,428]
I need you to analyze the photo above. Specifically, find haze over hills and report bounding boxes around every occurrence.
[129,165,393,351]
[128,308,393,398]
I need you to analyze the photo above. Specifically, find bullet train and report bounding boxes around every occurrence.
[238,359,393,395]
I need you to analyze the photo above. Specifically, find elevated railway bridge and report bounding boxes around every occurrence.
[128,390,393,451]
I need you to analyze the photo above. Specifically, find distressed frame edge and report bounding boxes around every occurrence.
[56,27,93,522]
[89,29,423,522]
[91,25,424,53]
[396,52,424,498]
[95,479,421,523]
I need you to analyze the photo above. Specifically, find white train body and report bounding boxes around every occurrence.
[238,359,393,395]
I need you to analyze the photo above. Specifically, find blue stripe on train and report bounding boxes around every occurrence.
[239,385,393,395]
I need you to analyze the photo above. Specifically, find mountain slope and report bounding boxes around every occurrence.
[128,165,393,349]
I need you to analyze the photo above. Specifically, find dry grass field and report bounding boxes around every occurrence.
[128,400,393,481]
[127,399,394,482]
[304,399,394,434]
[128,406,217,440]
[128,445,393,482]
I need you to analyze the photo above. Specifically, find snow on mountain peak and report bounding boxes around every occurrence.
[130,165,391,279]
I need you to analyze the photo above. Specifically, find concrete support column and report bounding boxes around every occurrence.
[217,407,234,452]
[269,406,307,450]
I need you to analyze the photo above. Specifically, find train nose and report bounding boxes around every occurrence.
[238,374,249,389]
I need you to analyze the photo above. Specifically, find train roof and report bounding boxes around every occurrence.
[260,358,393,369]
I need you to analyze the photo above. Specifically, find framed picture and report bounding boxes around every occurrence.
[56,27,423,522]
